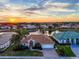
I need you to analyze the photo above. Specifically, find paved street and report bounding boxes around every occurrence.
[0,56,78,59]
[0,56,44,59]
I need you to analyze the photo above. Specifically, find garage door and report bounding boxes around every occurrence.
[42,44,54,49]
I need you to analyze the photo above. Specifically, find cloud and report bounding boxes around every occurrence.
[47,7,76,12]
[44,2,70,8]
[5,4,29,10]
[0,0,78,19]
[0,0,9,3]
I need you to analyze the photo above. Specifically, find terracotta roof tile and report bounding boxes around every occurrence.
[21,34,54,44]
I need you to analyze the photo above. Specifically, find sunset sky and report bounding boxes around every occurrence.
[0,0,79,23]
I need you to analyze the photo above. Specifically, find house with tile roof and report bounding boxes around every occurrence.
[21,32,54,49]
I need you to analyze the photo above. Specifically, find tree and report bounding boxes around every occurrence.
[15,28,29,37]
[48,26,52,34]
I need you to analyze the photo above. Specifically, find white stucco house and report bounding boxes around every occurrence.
[21,31,54,49]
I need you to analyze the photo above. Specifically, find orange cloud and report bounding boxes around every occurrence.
[0,16,79,23]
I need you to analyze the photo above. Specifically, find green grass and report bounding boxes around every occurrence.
[0,50,43,56]
[0,39,43,56]
[56,45,75,57]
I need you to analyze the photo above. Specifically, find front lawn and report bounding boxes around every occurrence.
[0,49,43,56]
[0,43,43,56]
[56,45,75,57]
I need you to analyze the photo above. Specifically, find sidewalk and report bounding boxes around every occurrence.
[0,56,44,59]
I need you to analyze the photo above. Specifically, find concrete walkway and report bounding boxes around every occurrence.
[42,49,58,59]
[0,56,44,59]
[0,56,78,59]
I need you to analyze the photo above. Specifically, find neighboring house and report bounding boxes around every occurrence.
[0,26,11,30]
[27,25,37,29]
[60,24,71,28]
[73,24,79,28]
[18,25,27,29]
[29,30,50,36]
[21,34,54,49]
[52,30,79,44]
[0,32,16,51]
[26,25,38,32]
[29,30,42,35]
[40,25,48,29]
[12,25,17,30]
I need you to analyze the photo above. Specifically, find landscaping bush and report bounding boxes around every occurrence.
[56,45,75,57]
[21,45,29,49]
[13,45,29,51]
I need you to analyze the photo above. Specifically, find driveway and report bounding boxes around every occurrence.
[42,49,58,59]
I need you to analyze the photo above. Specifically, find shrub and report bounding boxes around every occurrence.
[13,45,29,51]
